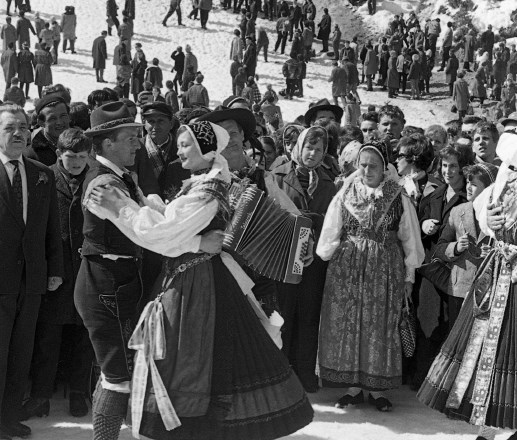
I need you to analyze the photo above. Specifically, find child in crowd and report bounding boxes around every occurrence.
[3,77,26,107]
[260,83,279,104]
[408,53,421,100]
[230,55,242,95]
[234,66,247,96]
[145,58,163,88]
[116,54,132,99]
[151,86,165,102]
[164,80,180,113]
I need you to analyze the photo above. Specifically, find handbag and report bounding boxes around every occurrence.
[450,104,457,113]
[399,296,416,358]
[418,255,451,294]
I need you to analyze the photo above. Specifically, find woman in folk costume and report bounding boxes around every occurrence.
[316,140,425,411]
[86,120,313,440]
[417,132,517,440]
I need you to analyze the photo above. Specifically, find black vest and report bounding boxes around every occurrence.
[81,160,141,257]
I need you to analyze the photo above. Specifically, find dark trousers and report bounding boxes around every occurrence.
[52,40,59,63]
[463,61,471,71]
[297,78,303,96]
[95,68,105,81]
[440,45,451,69]
[188,7,199,18]
[257,42,268,62]
[172,71,183,93]
[278,257,327,389]
[399,72,407,92]
[74,256,142,385]
[274,31,287,54]
[367,0,376,14]
[428,34,438,58]
[285,78,296,97]
[63,38,75,52]
[30,322,94,398]
[0,274,41,424]
[366,73,373,90]
[321,38,329,52]
[122,82,129,98]
[332,40,340,60]
[163,6,182,25]
[449,82,454,96]
[200,9,209,28]
[107,15,120,34]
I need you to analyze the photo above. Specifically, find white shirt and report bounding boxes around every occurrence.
[0,150,28,223]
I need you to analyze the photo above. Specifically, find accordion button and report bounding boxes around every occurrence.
[177,264,187,272]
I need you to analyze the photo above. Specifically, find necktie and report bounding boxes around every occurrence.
[10,160,23,221]
[122,172,144,205]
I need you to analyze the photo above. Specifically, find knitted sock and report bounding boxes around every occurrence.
[92,383,129,440]
[478,425,496,440]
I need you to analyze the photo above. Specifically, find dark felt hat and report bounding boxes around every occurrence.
[499,111,517,127]
[304,98,344,126]
[222,95,249,108]
[35,95,66,115]
[85,101,142,137]
[197,105,256,140]
[142,101,173,119]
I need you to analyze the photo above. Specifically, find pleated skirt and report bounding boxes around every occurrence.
[138,254,314,440]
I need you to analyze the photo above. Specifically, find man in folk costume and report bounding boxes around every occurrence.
[74,101,145,440]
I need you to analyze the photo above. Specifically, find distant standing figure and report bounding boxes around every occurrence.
[92,31,108,83]
[184,73,209,107]
[106,0,120,35]
[3,76,26,106]
[230,29,244,62]
[39,23,54,50]
[124,0,136,19]
[199,0,212,30]
[1,42,18,89]
[1,17,17,51]
[243,36,257,77]
[316,8,331,53]
[256,26,269,62]
[61,6,77,54]
[16,11,35,51]
[452,70,470,121]
[131,51,147,101]
[50,20,61,64]
[182,45,198,83]
[33,42,53,97]
[34,11,44,37]
[17,41,33,98]
[331,24,341,60]
[171,46,185,93]
[328,60,347,107]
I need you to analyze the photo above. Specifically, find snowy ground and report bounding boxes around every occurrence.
[25,386,514,440]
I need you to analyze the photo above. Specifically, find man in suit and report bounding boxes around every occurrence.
[0,103,63,439]
[92,31,108,83]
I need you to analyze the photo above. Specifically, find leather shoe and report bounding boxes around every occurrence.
[1,422,31,438]
[335,391,364,408]
[21,397,49,420]
[69,392,88,417]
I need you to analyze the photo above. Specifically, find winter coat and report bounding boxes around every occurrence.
[3,85,25,107]
[1,48,17,82]
[131,59,147,95]
[407,60,421,81]
[145,65,163,88]
[493,59,506,85]
[379,51,389,77]
[171,50,185,75]
[442,27,453,47]
[306,2,316,20]
[427,20,441,36]
[1,23,16,51]
[387,55,399,88]
[471,66,487,98]
[61,13,77,40]
[243,42,257,77]
[343,60,358,86]
[51,24,61,42]
[107,0,119,17]
[183,52,198,83]
[246,20,256,38]
[453,78,470,110]
[257,28,269,46]
[199,0,212,11]
[230,35,244,61]
[508,51,517,75]
[290,36,303,59]
[124,0,136,19]
[17,48,34,83]
[230,60,242,78]
[165,90,180,113]
[502,83,516,113]
[91,36,107,69]
[302,28,313,47]
[339,46,355,63]
[445,56,459,84]
[388,33,403,54]
[316,13,331,41]
[414,30,425,49]
[34,17,45,37]
[33,49,53,86]
[16,17,35,47]
[463,34,476,62]
[328,65,347,96]
[480,30,494,52]
[282,58,301,79]
[113,43,129,66]
[364,48,378,75]
[39,28,54,49]
[118,23,133,42]
[185,83,209,107]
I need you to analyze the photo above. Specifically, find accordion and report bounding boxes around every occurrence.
[223,183,312,284]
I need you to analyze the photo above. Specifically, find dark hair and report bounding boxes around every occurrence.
[165,80,174,89]
[37,100,70,123]
[361,111,379,124]
[425,124,447,143]
[152,57,159,65]
[57,127,92,153]
[303,126,328,151]
[91,130,123,155]
[472,121,500,143]
[462,115,482,127]
[313,119,339,158]
[397,133,434,171]
[69,102,90,130]
[439,143,475,171]
[463,163,499,188]
[234,29,241,36]
[87,89,118,110]
[378,104,405,123]
[445,119,461,139]
[401,125,424,136]
[42,83,72,104]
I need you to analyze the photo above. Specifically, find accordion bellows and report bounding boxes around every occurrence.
[224,183,312,284]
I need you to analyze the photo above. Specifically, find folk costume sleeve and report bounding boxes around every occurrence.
[398,193,425,283]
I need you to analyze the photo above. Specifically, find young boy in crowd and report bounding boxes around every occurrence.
[25,128,94,420]
[151,86,166,102]
[3,77,26,107]
[408,53,421,100]
[230,55,242,95]
[234,66,247,96]
[145,58,163,88]
[164,80,180,113]
[137,81,154,107]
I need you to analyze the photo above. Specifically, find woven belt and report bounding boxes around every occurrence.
[161,253,215,293]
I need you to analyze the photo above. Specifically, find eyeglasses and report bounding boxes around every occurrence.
[396,153,413,161]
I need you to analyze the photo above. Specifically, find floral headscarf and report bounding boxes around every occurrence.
[291,126,328,197]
